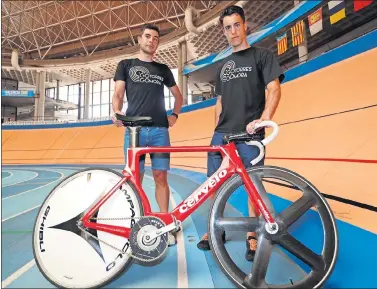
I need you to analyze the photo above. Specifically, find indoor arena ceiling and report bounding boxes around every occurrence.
[1,0,294,87]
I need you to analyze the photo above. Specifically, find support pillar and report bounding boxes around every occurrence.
[34,71,46,121]
[182,41,189,105]
[178,42,183,96]
[56,80,60,100]
[178,41,188,105]
[84,69,91,119]
[55,79,60,111]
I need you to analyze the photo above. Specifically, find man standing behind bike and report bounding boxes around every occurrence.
[197,6,285,261]
[111,23,183,246]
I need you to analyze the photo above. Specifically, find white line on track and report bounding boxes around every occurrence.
[2,169,64,200]
[2,260,36,288]
[2,171,14,180]
[1,171,38,188]
[145,175,188,288]
[1,205,41,222]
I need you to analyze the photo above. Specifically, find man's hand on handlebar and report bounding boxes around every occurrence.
[112,111,124,127]
[246,118,267,134]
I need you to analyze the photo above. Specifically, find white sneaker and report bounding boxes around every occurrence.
[168,232,177,247]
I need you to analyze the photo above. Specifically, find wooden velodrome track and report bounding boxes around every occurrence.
[2,45,377,288]
[3,47,377,234]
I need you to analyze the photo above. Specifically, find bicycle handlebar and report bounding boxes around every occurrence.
[254,120,279,146]
[245,121,279,166]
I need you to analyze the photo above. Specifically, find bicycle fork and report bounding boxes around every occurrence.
[239,168,279,235]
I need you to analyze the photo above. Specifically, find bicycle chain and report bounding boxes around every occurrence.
[77,215,166,263]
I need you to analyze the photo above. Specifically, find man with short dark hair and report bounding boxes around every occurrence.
[197,6,285,261]
[112,23,183,246]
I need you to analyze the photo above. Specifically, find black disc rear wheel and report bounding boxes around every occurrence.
[208,165,338,288]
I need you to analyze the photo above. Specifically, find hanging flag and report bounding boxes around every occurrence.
[291,20,305,47]
[354,0,372,11]
[276,33,288,56]
[308,7,323,36]
[328,0,346,24]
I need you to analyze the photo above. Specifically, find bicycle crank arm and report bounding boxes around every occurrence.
[145,222,177,241]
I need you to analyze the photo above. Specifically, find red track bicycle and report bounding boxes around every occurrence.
[32,115,338,288]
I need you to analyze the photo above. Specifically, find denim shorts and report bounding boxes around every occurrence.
[124,127,170,172]
[207,131,265,177]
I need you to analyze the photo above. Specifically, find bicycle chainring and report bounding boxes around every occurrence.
[129,216,169,266]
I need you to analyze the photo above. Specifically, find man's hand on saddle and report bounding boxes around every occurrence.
[112,111,124,127]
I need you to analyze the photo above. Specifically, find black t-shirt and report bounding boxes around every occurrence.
[215,47,285,133]
[113,58,176,127]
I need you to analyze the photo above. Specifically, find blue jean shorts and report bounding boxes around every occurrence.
[207,131,265,177]
[124,127,170,172]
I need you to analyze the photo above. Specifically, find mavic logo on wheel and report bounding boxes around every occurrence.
[106,187,136,272]
[39,206,51,252]
[179,169,227,213]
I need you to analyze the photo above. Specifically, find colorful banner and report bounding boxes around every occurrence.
[308,7,323,36]
[328,0,346,24]
[354,0,373,11]
[183,0,323,75]
[277,33,288,55]
[291,20,305,46]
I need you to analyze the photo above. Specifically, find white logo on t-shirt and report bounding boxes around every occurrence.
[220,60,252,82]
[129,66,164,85]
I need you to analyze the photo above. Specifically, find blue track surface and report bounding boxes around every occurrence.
[2,165,377,288]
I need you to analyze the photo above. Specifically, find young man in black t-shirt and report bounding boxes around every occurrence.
[197,6,285,261]
[112,24,183,246]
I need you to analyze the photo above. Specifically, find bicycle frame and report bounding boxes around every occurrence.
[81,142,276,239]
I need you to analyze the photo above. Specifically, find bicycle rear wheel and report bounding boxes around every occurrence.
[32,168,143,288]
[208,165,338,288]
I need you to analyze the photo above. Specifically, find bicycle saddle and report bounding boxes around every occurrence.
[115,114,153,126]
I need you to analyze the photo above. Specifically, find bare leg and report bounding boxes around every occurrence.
[152,170,169,212]
[200,190,221,240]
[247,199,258,250]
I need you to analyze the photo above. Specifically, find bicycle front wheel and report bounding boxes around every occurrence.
[208,165,338,288]
[32,168,143,288]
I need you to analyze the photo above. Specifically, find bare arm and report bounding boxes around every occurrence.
[111,80,126,127]
[112,80,126,114]
[215,95,222,126]
[168,85,183,115]
[246,78,281,133]
[260,78,281,120]
[166,85,183,127]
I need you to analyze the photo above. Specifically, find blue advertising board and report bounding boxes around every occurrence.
[1,90,35,97]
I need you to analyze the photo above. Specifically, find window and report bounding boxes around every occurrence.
[60,86,68,101]
[93,81,101,93]
[73,95,79,105]
[101,90,109,104]
[92,105,101,118]
[102,79,109,91]
[101,104,110,117]
[93,92,100,105]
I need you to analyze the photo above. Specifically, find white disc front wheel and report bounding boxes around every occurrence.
[32,168,143,288]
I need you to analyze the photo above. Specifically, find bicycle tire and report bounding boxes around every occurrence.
[208,165,338,289]
[32,167,144,289]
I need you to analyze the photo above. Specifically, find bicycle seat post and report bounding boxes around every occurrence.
[127,126,141,148]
